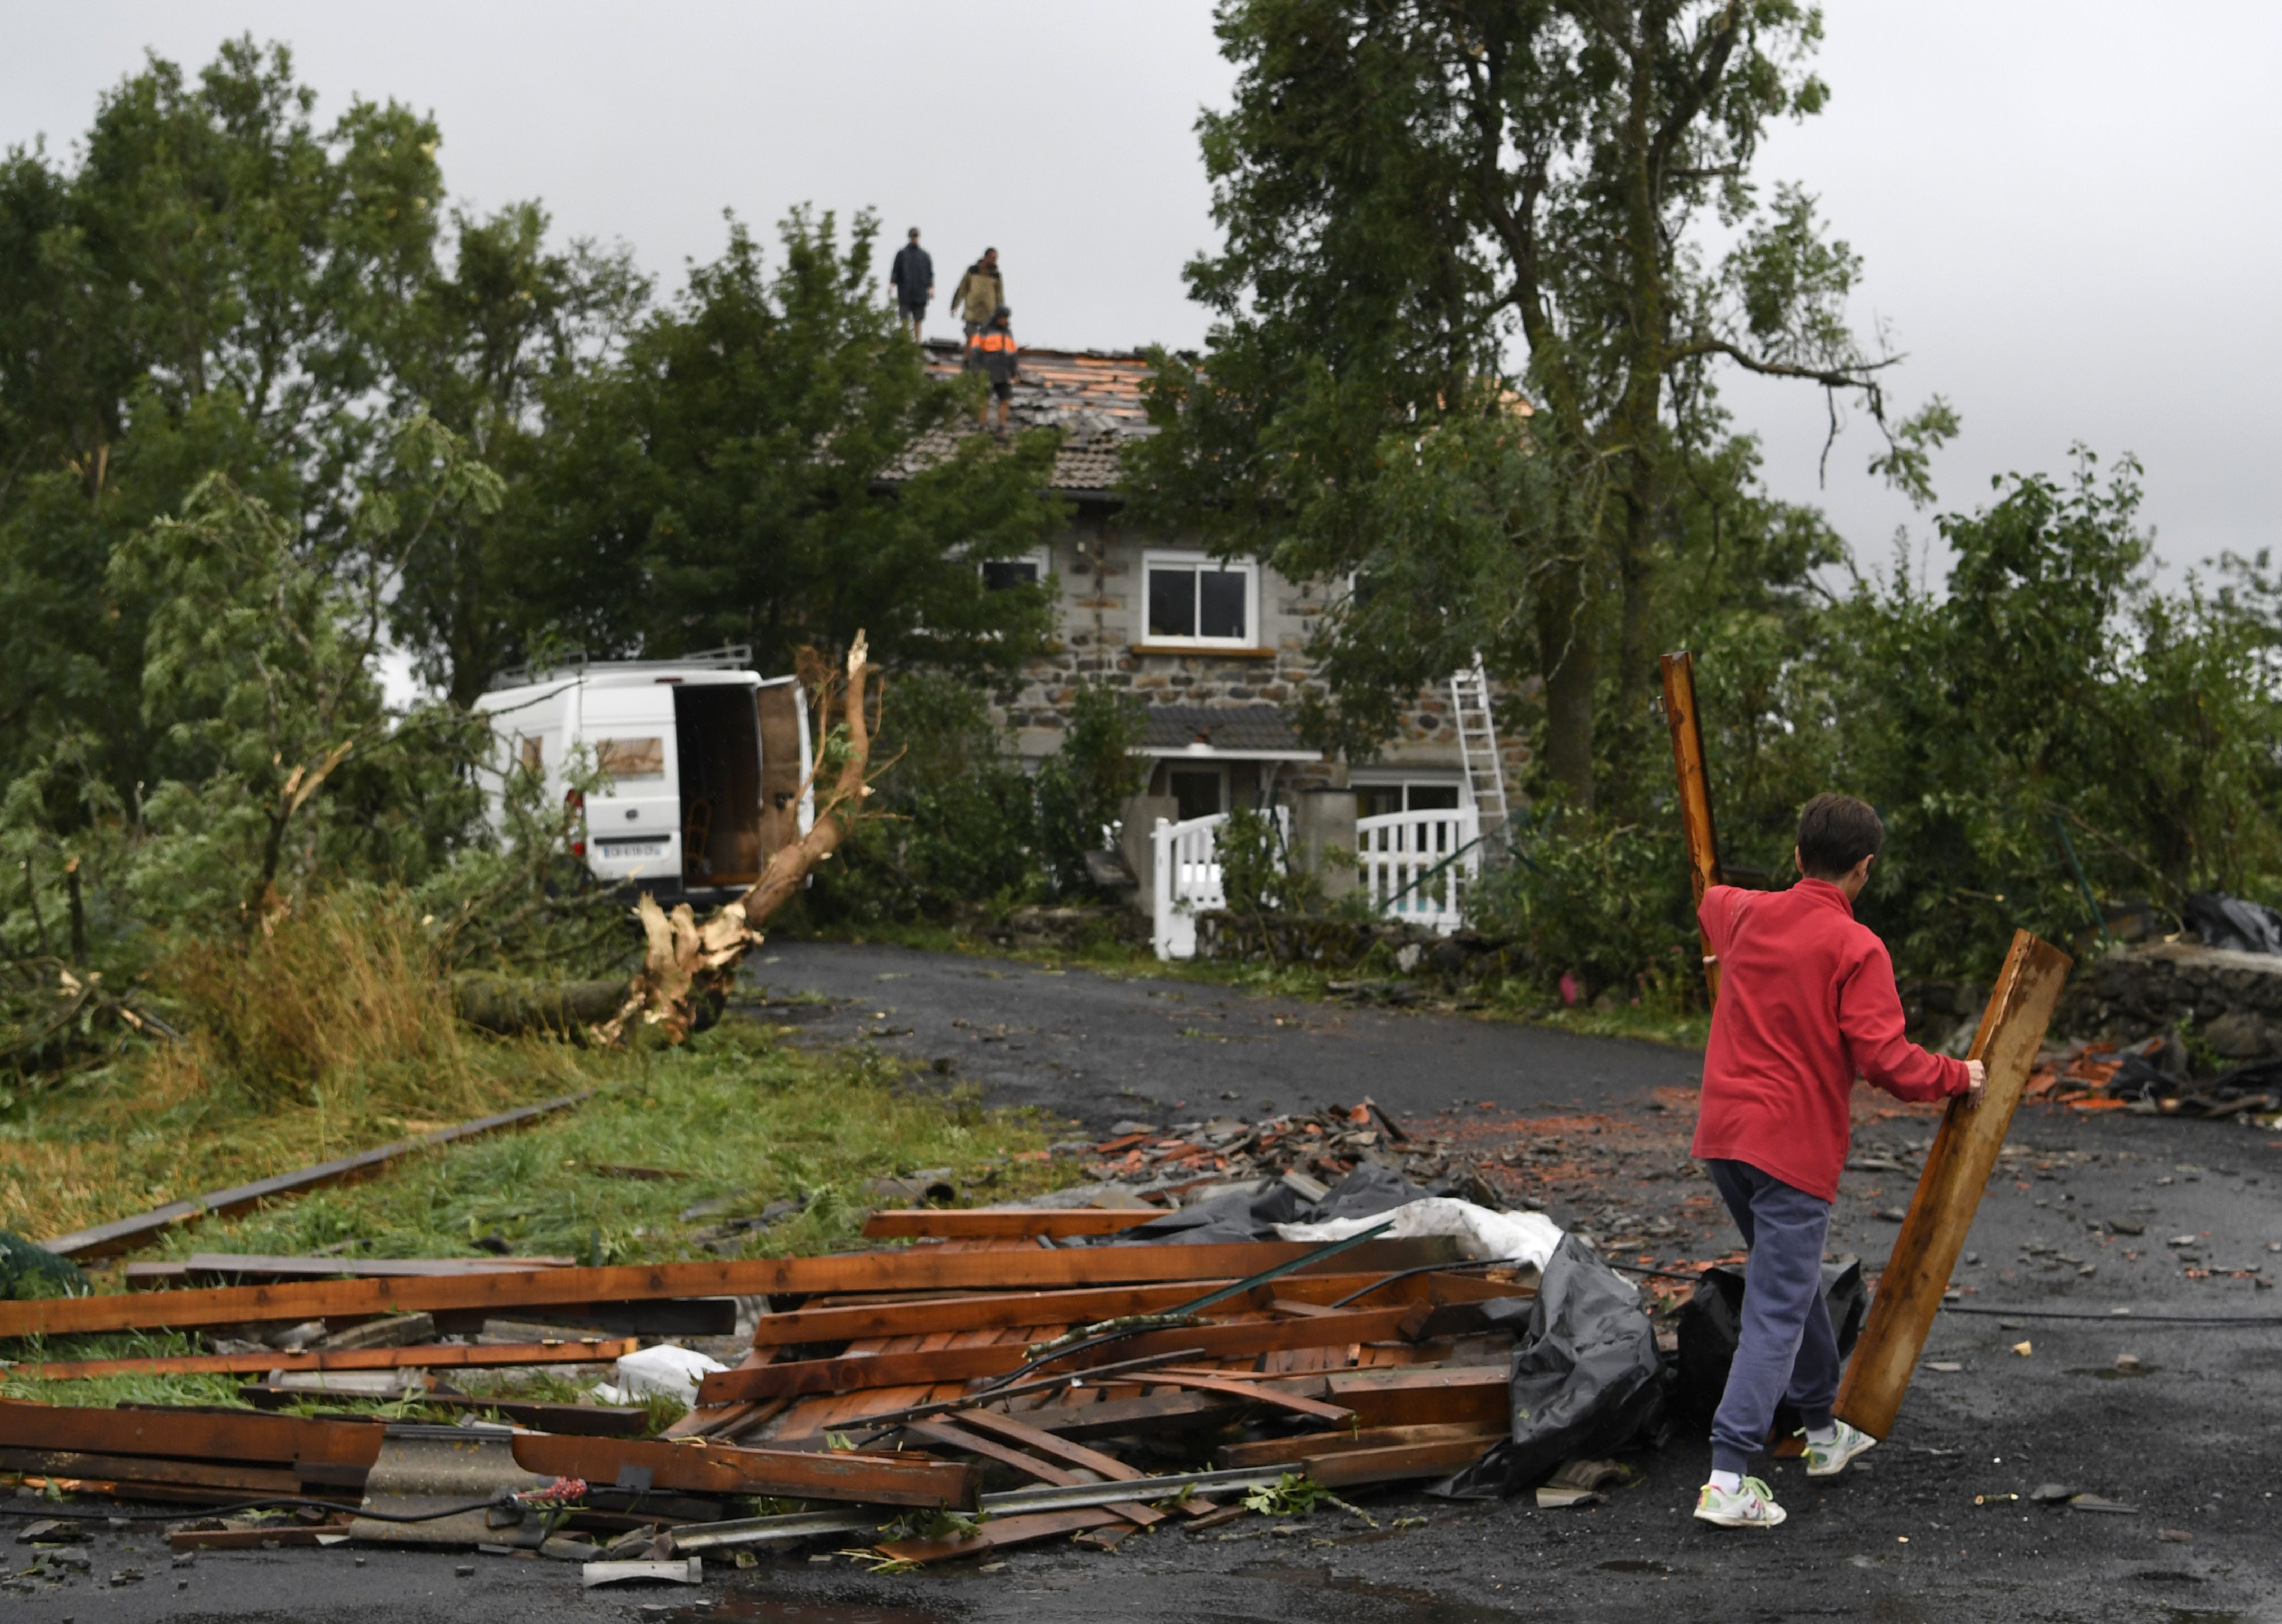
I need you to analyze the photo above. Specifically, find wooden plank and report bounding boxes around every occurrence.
[1006,1391,1241,1439]
[1130,1370,1353,1425]
[507,1434,980,1510]
[1217,1422,1504,1468]
[1659,650,1724,1005]
[39,1093,594,1260]
[903,1418,1163,1526]
[697,1306,1417,1404]
[1303,1434,1501,1487]
[127,1253,576,1287]
[874,1507,1120,1564]
[170,1523,351,1551]
[14,1337,634,1382]
[234,1385,650,1437]
[0,1238,1458,1340]
[0,1448,305,1495]
[863,1209,1161,1240]
[1836,930,2072,1440]
[1324,1365,1509,1429]
[0,1402,386,1472]
[747,1269,1504,1348]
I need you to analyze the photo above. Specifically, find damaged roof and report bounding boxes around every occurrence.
[1139,703,1314,757]
[885,342,1157,498]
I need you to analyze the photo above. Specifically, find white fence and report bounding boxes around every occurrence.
[1356,807,1480,935]
[1151,810,1292,960]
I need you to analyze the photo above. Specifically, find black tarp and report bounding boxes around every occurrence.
[1088,1163,1431,1246]
[1671,1258,1868,1435]
[1429,1236,1666,1498]
[2186,892,2282,956]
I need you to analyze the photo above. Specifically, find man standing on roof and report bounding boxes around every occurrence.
[964,306,1018,432]
[951,247,1003,339]
[889,227,933,340]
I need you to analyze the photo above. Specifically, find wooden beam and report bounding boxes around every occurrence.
[1835,929,2073,1440]
[1125,1371,1354,1426]
[127,1253,576,1288]
[697,1306,1419,1404]
[1323,1365,1510,1429]
[1658,650,1724,1005]
[903,1418,1163,1526]
[0,1238,1457,1341]
[747,1269,1514,1349]
[995,1390,1240,1439]
[39,1094,593,1260]
[862,1209,1161,1240]
[0,1401,386,1472]
[13,1337,634,1383]
[506,1433,980,1510]
[1216,1422,1503,1468]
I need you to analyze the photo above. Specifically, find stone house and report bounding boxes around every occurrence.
[895,341,1525,887]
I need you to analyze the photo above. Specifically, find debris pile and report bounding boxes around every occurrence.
[2038,1036,2282,1124]
[0,1190,1671,1583]
[1054,1098,1504,1210]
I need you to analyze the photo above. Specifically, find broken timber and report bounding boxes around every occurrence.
[1658,649,1724,1005]
[0,1237,1457,1339]
[38,1093,592,1260]
[861,1208,1161,1240]
[12,1336,634,1383]
[1835,929,2073,1439]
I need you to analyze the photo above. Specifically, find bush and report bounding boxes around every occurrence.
[1033,682,1146,893]
[1468,815,1698,1004]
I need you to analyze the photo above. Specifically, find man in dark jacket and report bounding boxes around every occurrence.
[889,228,933,339]
[964,305,1018,431]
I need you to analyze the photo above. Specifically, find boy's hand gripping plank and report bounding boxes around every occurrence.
[1834,929,2073,1439]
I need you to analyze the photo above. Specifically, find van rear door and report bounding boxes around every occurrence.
[580,681,680,885]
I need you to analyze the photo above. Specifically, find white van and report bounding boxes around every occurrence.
[475,646,813,904]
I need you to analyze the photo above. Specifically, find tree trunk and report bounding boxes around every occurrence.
[594,633,874,1044]
[1536,563,1596,813]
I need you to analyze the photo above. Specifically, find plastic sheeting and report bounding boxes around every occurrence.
[1430,1235,1666,1498]
[1091,1163,1437,1247]
[1273,1198,1565,1271]
[591,1344,728,1405]
[2186,892,2282,956]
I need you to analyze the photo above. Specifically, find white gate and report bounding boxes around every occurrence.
[1357,808,1480,935]
[1151,810,1290,960]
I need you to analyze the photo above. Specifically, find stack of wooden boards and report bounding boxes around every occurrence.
[0,1210,1531,1565]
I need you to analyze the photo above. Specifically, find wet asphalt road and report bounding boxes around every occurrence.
[20,942,2282,1622]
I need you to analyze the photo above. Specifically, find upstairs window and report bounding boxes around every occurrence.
[1144,551,1256,647]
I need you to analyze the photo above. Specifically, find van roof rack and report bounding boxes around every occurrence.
[487,645,755,691]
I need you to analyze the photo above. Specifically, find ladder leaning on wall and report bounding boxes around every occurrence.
[1449,655,1509,842]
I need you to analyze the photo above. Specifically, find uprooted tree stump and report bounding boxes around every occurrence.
[594,633,876,1045]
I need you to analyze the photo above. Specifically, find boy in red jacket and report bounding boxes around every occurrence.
[1690,793,1984,1529]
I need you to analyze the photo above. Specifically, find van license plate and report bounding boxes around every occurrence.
[599,839,667,860]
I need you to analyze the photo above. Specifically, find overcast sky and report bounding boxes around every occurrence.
[8,2,2276,583]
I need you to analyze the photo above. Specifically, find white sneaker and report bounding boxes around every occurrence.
[1803,1420,1878,1478]
[1694,1476,1787,1528]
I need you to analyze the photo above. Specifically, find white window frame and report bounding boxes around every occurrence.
[1349,772,1471,815]
[1140,549,1259,648]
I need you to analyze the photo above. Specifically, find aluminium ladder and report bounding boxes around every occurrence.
[1449,656,1509,841]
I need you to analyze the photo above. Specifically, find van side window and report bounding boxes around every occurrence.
[595,737,665,778]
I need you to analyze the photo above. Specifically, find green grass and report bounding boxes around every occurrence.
[0,1013,1077,1415]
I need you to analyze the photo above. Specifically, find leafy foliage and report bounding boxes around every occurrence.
[1033,681,1148,893]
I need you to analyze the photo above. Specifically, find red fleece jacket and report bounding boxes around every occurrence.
[1690,878,1968,1202]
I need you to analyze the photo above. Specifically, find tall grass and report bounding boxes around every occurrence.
[0,892,604,1241]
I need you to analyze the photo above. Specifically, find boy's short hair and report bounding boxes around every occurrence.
[1797,793,1884,879]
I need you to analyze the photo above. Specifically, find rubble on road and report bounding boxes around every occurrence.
[2037,1035,2282,1123]
[0,1182,1685,1581]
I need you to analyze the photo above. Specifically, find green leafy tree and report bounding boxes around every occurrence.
[1128,1,1954,812]
[1034,682,1148,893]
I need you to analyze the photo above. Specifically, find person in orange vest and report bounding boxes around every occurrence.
[964,305,1018,431]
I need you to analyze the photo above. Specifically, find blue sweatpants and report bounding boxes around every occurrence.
[1704,1158,1841,1475]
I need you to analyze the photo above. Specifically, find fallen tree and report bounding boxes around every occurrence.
[596,633,876,1044]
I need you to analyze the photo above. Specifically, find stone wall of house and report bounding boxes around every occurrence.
[2058,942,2282,1058]
[994,513,1530,791]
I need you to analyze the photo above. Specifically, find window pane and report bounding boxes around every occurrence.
[1148,567,1196,638]
[982,559,1039,592]
[1358,787,1403,819]
[1198,569,1247,640]
[1169,769,1223,822]
[1407,784,1461,811]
